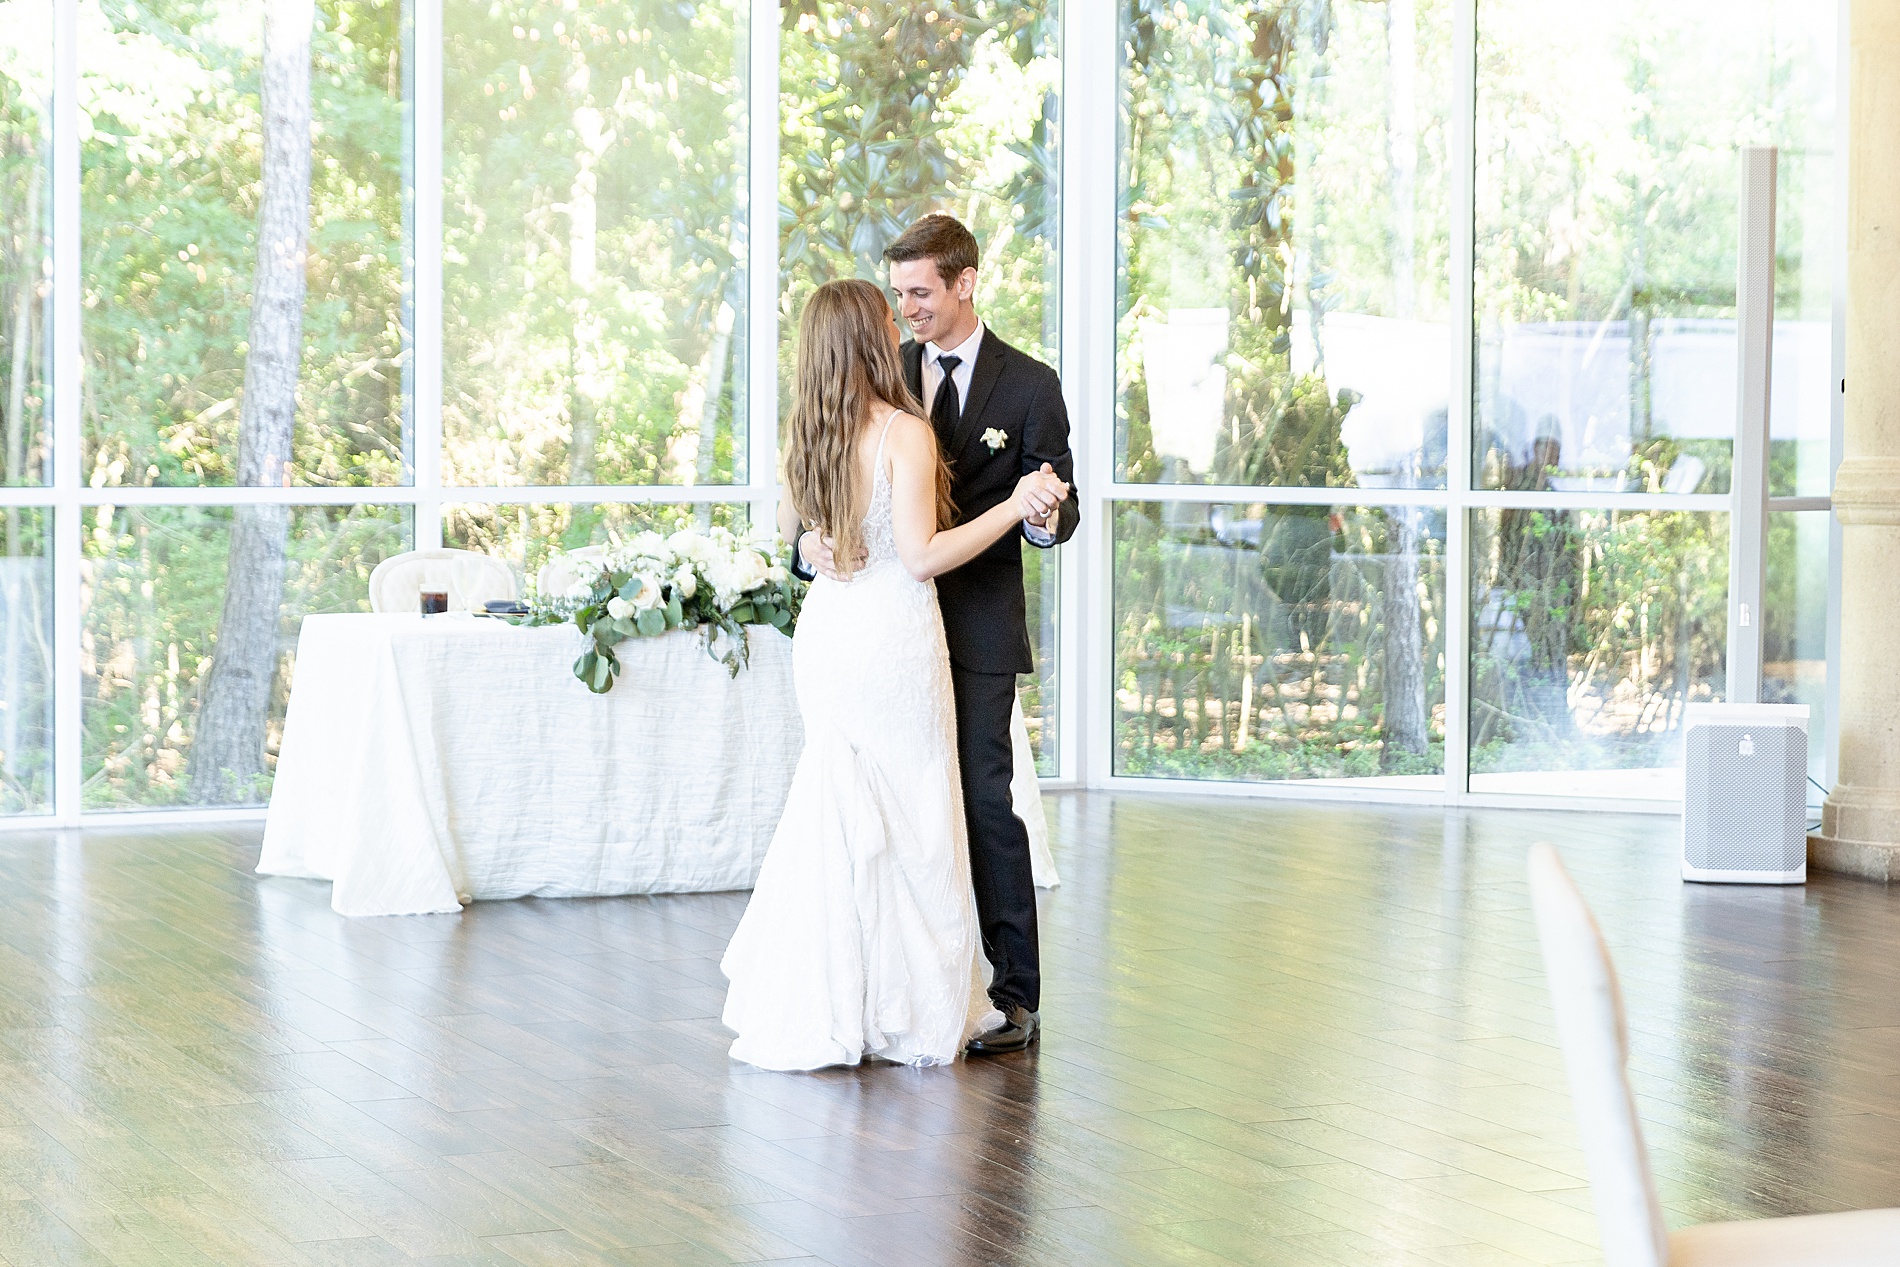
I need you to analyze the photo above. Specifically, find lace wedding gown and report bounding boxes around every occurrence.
[721,415,998,1070]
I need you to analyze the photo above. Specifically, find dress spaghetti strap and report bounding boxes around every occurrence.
[871,407,900,477]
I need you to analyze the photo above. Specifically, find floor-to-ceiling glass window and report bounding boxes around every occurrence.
[1114,0,1453,786]
[0,0,53,813]
[0,0,1845,820]
[781,0,1063,771]
[1469,0,1835,799]
[439,0,752,650]
[78,0,411,808]
[442,0,748,491]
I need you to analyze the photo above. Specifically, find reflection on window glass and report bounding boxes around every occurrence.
[779,1,1060,375]
[1115,501,1446,782]
[445,501,750,595]
[1022,548,1057,776]
[1469,508,1727,798]
[1117,1,1451,488]
[81,0,408,488]
[1475,0,1834,496]
[1,0,51,490]
[1764,510,1827,792]
[444,2,747,487]
[0,508,52,813]
[82,504,412,808]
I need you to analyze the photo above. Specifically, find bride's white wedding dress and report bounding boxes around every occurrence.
[721,414,997,1071]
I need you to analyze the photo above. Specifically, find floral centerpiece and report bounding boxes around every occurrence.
[521,526,805,692]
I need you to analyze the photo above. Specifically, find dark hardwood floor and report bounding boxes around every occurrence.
[2,792,1899,1265]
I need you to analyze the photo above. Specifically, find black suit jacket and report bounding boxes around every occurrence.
[903,329,1079,676]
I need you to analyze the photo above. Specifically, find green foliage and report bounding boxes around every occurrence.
[1117,0,1427,487]
[1113,500,1449,781]
[0,509,53,812]
[81,0,408,489]
[441,0,746,484]
[523,530,805,689]
[1469,507,1728,775]
[779,0,1061,385]
[80,502,409,808]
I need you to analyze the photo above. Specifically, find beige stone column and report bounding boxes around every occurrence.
[1811,4,1900,880]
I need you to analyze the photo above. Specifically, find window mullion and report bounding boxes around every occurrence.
[51,0,81,823]
[413,0,444,549]
[746,0,779,531]
[1070,0,1116,789]
[1445,0,1478,804]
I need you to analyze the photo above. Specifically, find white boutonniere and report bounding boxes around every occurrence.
[982,427,1008,453]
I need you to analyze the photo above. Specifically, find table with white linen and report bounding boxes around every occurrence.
[260,614,803,916]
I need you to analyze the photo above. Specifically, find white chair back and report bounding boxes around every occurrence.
[536,545,607,598]
[368,549,519,614]
[1526,843,1669,1267]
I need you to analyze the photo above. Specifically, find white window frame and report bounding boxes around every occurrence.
[1061,0,1842,813]
[9,0,1843,827]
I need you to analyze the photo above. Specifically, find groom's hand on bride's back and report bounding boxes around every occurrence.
[797,529,863,582]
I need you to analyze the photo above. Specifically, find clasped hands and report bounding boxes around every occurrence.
[1016,462,1069,527]
[798,463,1071,582]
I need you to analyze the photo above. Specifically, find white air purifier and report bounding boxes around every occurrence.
[1681,702,1809,884]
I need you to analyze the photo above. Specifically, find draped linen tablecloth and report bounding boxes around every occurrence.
[259,614,802,916]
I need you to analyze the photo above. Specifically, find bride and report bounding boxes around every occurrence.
[720,279,1069,1071]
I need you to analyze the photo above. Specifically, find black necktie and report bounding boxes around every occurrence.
[930,354,962,439]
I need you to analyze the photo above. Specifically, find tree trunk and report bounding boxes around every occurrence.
[4,153,43,785]
[1382,508,1429,766]
[5,154,37,486]
[189,0,314,804]
[564,81,612,486]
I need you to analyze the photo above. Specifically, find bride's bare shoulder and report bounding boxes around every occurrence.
[882,410,934,454]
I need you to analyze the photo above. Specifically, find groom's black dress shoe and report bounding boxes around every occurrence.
[966,1005,1039,1055]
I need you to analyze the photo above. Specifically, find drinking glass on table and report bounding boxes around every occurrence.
[419,589,449,616]
[450,555,487,613]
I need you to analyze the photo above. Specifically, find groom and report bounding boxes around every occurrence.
[795,213,1078,1054]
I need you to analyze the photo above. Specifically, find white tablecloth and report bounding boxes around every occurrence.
[259,614,802,916]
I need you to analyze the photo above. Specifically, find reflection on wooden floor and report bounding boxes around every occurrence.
[2,792,1899,1265]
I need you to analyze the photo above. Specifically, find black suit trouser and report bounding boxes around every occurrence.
[950,666,1040,1013]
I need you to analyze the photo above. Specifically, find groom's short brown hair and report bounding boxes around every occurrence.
[884,214,979,287]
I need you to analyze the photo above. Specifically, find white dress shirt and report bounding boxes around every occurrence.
[923,322,1057,544]
[922,321,983,417]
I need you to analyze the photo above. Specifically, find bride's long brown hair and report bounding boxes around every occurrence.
[784,278,954,579]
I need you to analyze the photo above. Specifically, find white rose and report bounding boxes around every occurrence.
[606,596,634,620]
[673,567,697,599]
[766,564,788,585]
[703,560,739,609]
[737,551,769,590]
[630,573,663,609]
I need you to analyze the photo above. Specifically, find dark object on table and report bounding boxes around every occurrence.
[420,590,449,616]
[482,599,529,617]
